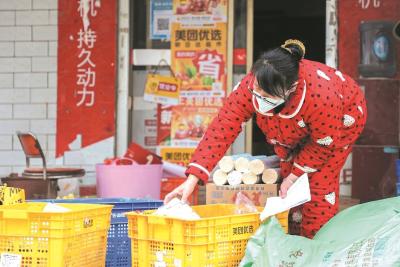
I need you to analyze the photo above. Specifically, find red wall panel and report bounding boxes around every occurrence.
[57,0,117,157]
[338,0,400,79]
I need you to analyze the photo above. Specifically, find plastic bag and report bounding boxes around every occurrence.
[57,178,79,198]
[240,197,400,267]
[154,198,200,220]
[235,192,258,214]
[43,203,71,212]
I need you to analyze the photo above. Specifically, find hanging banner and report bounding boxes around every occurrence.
[171,22,227,98]
[144,73,181,105]
[144,60,181,106]
[57,0,117,158]
[150,0,173,40]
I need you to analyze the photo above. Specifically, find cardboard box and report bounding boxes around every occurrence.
[206,183,278,207]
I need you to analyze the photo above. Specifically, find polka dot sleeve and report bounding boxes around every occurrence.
[185,74,255,183]
[291,74,343,176]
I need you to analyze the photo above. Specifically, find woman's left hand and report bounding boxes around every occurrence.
[279,173,299,198]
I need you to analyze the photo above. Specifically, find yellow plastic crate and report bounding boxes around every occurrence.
[0,184,25,205]
[126,204,288,267]
[0,202,113,267]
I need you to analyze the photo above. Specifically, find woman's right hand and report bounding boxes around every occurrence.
[164,174,200,204]
[279,173,298,198]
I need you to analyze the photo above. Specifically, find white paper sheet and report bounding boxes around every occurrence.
[260,173,311,221]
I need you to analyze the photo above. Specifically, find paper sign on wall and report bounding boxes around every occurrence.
[150,0,172,40]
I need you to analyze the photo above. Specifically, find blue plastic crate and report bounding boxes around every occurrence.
[31,198,162,267]
[397,159,400,182]
[397,183,400,196]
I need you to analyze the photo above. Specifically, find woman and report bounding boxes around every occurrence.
[164,39,367,238]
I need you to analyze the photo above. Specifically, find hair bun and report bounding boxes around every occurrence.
[281,39,305,61]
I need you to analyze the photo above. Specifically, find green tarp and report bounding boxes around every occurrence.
[240,197,400,267]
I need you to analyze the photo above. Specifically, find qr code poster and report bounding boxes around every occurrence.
[150,0,173,40]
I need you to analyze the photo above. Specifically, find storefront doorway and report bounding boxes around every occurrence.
[252,0,326,155]
[128,0,326,157]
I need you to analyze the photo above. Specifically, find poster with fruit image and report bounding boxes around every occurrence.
[157,97,223,146]
[170,104,220,147]
[171,22,227,98]
[173,0,227,23]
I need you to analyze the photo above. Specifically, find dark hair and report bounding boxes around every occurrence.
[251,40,305,98]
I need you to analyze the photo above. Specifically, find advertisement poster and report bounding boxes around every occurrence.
[171,22,227,98]
[159,147,195,166]
[170,104,220,147]
[150,0,173,40]
[173,0,227,23]
[57,0,116,158]
[154,0,228,153]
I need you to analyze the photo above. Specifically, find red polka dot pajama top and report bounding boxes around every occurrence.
[185,59,367,238]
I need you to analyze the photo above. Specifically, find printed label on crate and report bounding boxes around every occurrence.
[0,253,22,267]
[232,224,255,236]
[206,183,278,207]
[0,186,25,205]
[83,217,94,228]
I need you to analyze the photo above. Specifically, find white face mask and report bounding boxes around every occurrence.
[248,78,298,114]
[253,91,285,113]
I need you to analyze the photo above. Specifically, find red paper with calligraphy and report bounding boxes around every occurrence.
[57,0,117,157]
